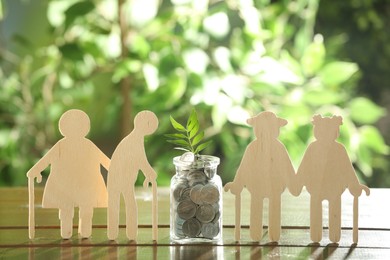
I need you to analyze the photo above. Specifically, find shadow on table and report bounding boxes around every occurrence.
[170,245,224,260]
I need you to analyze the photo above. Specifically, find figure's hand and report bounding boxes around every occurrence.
[361,184,370,196]
[224,182,243,196]
[143,171,157,188]
[27,169,42,183]
[350,184,370,197]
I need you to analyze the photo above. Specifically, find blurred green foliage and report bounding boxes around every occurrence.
[0,0,388,187]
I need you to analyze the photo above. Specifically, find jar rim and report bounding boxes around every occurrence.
[173,155,220,167]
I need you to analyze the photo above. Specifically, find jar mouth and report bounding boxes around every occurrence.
[173,155,220,168]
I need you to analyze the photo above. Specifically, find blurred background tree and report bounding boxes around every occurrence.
[0,0,389,187]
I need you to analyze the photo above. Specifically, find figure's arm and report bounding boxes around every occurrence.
[26,144,57,183]
[97,147,110,170]
[279,145,300,196]
[140,154,157,187]
[294,145,314,195]
[338,145,370,197]
[224,145,253,195]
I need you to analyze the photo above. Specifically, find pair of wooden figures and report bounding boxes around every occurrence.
[27,109,369,244]
[27,109,158,240]
[225,111,370,244]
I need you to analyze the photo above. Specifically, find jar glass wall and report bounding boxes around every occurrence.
[170,155,222,243]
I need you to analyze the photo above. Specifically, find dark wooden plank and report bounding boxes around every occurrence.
[1,227,389,248]
[1,243,390,259]
[1,187,389,259]
[0,188,387,229]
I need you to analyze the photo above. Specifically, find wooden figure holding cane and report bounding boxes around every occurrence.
[224,111,298,242]
[107,110,159,241]
[27,109,110,239]
[295,115,370,243]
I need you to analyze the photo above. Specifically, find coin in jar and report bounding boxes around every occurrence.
[179,187,191,201]
[201,222,219,239]
[200,184,219,204]
[190,184,204,205]
[195,204,215,223]
[212,210,220,224]
[187,170,207,184]
[177,199,197,219]
[182,218,202,238]
[173,183,188,202]
[180,152,195,162]
[174,216,186,238]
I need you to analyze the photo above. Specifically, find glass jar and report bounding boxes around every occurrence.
[170,154,222,243]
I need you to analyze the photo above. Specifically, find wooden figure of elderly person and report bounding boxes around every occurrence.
[224,111,297,242]
[295,115,370,243]
[107,110,159,241]
[27,109,110,239]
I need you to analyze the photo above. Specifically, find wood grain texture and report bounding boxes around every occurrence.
[296,115,370,243]
[0,187,388,259]
[224,111,297,242]
[107,110,159,241]
[26,109,110,239]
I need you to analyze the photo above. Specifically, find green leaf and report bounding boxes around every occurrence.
[195,140,212,154]
[187,109,198,130]
[164,133,188,140]
[0,1,3,21]
[359,126,389,154]
[301,36,325,76]
[167,139,192,149]
[357,145,373,177]
[64,1,95,30]
[174,147,191,152]
[318,61,358,86]
[170,116,186,132]
[189,123,199,139]
[349,97,386,124]
[303,90,343,106]
[59,43,84,61]
[192,131,204,147]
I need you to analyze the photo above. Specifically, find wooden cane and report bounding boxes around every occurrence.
[235,193,241,241]
[28,177,35,239]
[152,180,158,241]
[353,196,358,244]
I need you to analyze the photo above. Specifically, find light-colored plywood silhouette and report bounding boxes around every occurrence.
[107,110,159,241]
[295,115,370,244]
[224,111,298,242]
[27,109,110,239]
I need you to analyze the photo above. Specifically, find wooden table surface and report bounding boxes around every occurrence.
[0,187,389,259]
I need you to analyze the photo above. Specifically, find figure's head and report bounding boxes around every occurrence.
[247,111,287,139]
[312,114,343,141]
[134,110,159,135]
[59,109,90,138]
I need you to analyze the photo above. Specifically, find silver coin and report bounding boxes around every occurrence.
[187,170,207,183]
[173,183,188,202]
[212,210,220,224]
[179,187,191,201]
[182,218,202,238]
[195,204,215,223]
[180,152,195,162]
[177,199,197,219]
[175,215,186,227]
[174,216,186,238]
[190,184,204,205]
[200,184,219,204]
[201,222,219,239]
